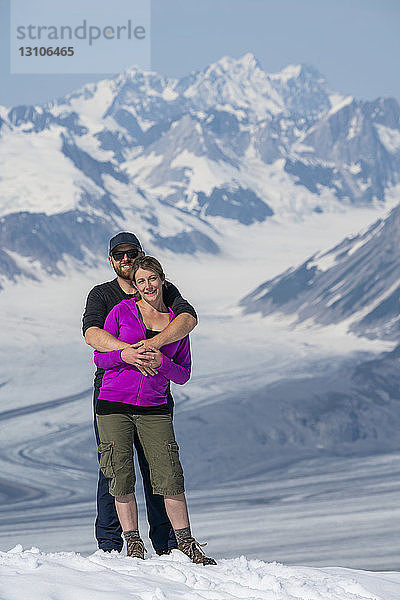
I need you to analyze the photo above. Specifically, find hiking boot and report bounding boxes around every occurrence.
[126,537,147,559]
[177,537,216,565]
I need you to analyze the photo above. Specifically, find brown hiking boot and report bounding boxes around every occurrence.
[177,537,217,565]
[126,537,147,559]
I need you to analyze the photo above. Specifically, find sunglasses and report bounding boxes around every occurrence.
[111,249,141,261]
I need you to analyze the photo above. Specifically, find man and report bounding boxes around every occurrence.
[82,232,197,554]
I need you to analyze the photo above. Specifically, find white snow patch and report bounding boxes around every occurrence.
[270,63,302,82]
[162,87,178,101]
[376,124,400,154]
[340,278,400,328]
[347,236,368,257]
[329,93,350,110]
[308,250,338,272]
[326,293,343,307]
[348,115,360,140]
[0,128,85,216]
[57,78,116,133]
[347,220,386,256]
[169,150,235,195]
[123,151,164,184]
[349,163,362,174]
[293,142,315,154]
[327,96,354,117]
[72,133,116,162]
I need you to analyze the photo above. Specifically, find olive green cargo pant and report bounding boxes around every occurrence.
[96,413,184,497]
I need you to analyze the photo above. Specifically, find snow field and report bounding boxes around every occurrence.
[1,545,396,600]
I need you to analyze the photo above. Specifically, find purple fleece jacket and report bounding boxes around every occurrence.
[94,299,191,407]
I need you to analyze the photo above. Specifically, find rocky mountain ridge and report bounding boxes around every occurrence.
[241,202,400,341]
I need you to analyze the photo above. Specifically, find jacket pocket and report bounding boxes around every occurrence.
[98,441,115,479]
[143,375,168,401]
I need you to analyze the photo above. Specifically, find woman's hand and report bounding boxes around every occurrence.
[143,346,163,369]
[121,346,159,376]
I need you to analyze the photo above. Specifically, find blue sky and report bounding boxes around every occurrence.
[0,0,399,106]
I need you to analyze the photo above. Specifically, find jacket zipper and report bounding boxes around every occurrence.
[126,300,161,406]
[136,373,144,405]
[135,311,146,406]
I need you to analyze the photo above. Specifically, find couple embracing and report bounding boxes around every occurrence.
[83,232,216,565]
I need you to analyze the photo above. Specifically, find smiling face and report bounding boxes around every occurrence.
[134,267,165,304]
[109,243,143,281]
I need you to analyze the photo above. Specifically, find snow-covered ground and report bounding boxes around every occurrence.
[2,546,400,600]
[1,202,400,596]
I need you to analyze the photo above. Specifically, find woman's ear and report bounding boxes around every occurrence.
[161,273,165,284]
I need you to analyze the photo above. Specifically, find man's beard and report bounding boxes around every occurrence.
[114,262,133,280]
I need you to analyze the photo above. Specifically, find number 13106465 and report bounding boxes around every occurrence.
[18,46,74,57]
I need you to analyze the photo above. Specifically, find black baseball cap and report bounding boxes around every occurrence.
[109,232,142,255]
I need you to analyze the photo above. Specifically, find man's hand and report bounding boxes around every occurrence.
[133,339,162,351]
[121,345,159,376]
[131,314,197,351]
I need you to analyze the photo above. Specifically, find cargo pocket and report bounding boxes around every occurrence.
[98,441,115,479]
[165,441,183,476]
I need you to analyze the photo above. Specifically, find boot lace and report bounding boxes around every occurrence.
[178,537,216,565]
[126,537,147,559]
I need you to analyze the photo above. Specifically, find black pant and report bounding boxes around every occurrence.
[93,388,177,552]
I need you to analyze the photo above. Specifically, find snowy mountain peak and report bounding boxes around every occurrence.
[269,63,331,116]
[270,63,323,85]
[178,53,283,117]
[213,52,263,74]
[118,64,160,81]
[115,65,171,94]
[272,63,302,81]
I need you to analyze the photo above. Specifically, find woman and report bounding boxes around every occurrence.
[94,256,216,565]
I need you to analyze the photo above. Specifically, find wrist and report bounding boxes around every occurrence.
[150,336,163,350]
[157,353,166,370]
